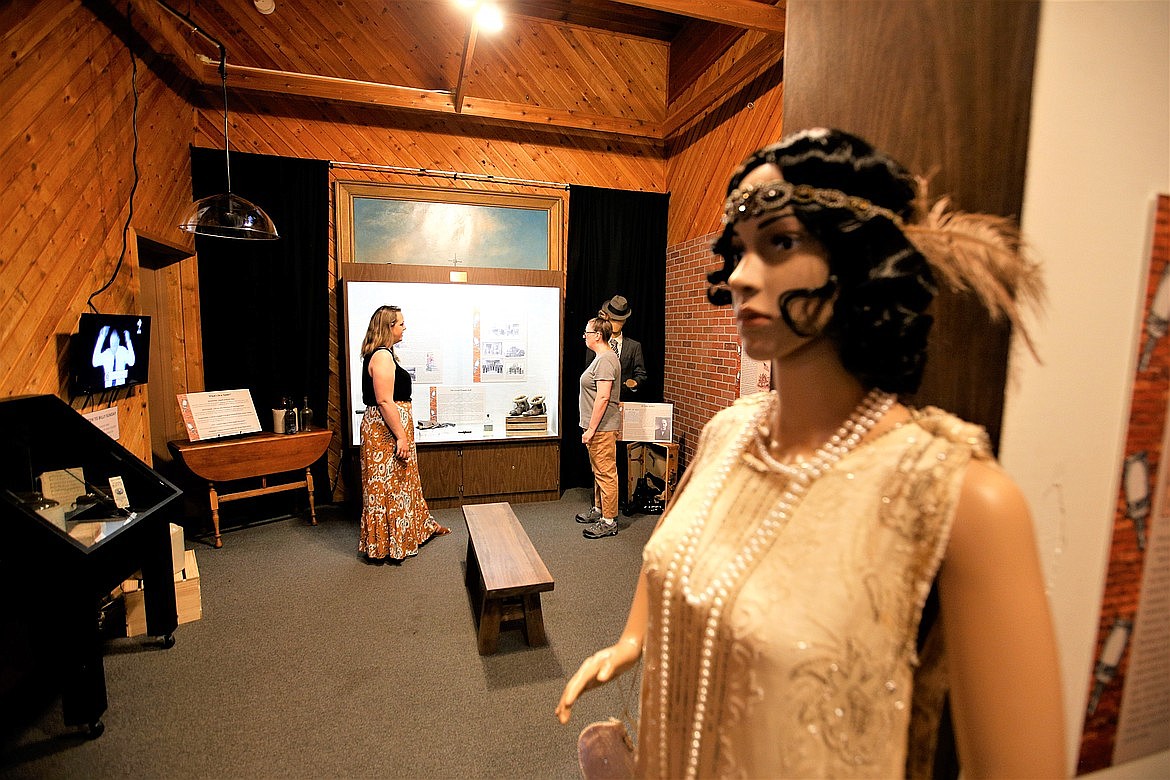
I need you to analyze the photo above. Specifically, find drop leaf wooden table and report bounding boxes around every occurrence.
[169,429,332,548]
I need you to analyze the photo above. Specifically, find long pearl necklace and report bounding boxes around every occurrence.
[656,388,896,778]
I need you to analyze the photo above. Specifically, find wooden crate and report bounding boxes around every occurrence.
[121,549,203,637]
[505,415,548,436]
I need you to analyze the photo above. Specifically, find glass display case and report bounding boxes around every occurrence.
[0,395,184,737]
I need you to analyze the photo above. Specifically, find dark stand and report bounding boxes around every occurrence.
[0,395,182,738]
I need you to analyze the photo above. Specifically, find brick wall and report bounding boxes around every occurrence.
[664,231,739,468]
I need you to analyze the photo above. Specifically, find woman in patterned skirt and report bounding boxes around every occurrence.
[358,305,448,562]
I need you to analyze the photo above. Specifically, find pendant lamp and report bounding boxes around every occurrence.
[180,46,279,240]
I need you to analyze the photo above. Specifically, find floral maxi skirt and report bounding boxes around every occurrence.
[359,403,449,560]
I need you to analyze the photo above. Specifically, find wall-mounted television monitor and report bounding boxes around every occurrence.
[71,313,151,395]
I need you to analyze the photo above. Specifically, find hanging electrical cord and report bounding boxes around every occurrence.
[87,1,141,314]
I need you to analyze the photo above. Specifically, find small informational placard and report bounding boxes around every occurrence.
[82,406,120,440]
[621,402,673,443]
[177,389,262,441]
[740,356,771,397]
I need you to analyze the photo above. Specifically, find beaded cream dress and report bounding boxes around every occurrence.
[636,391,992,779]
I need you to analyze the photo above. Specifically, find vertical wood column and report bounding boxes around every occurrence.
[782,0,1041,449]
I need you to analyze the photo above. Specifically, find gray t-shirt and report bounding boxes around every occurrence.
[579,350,621,431]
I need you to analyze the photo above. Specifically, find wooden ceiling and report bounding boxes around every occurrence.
[129,0,786,139]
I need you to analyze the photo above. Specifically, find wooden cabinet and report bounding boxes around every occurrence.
[417,439,560,508]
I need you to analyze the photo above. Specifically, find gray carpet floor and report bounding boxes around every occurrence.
[0,488,654,779]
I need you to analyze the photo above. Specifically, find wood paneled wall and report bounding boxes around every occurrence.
[1,0,198,464]
[665,41,785,244]
[661,34,786,464]
[195,95,666,192]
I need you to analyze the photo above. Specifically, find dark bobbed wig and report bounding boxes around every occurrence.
[709,128,937,394]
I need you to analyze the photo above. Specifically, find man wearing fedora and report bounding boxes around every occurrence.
[599,295,647,398]
[601,294,648,514]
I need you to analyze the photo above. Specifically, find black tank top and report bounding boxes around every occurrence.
[362,347,412,405]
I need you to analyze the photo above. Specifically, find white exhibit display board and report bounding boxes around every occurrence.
[176,389,263,441]
[343,280,561,446]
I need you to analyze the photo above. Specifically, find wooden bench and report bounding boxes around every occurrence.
[463,502,555,655]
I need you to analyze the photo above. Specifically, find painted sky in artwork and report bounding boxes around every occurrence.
[353,197,549,269]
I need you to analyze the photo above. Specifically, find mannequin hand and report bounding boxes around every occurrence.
[624,379,637,389]
[555,638,641,724]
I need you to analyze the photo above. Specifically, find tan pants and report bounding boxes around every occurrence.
[585,428,620,519]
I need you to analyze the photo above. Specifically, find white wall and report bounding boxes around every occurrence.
[999,1,1170,776]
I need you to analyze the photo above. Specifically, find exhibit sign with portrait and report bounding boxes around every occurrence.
[621,402,673,443]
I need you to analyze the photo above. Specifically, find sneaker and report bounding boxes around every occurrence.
[583,520,618,539]
[575,506,602,524]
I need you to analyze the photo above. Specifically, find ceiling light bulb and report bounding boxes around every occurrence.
[254,0,275,14]
[476,3,504,33]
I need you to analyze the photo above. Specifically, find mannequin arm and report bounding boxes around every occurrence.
[555,565,649,724]
[939,460,1067,778]
[555,462,697,725]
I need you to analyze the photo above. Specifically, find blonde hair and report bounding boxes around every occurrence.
[589,316,613,343]
[360,305,401,358]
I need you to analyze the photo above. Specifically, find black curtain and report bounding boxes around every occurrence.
[560,186,669,491]
[191,147,330,495]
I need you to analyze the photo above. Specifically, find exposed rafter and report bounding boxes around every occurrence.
[665,34,784,136]
[196,57,663,139]
[607,0,786,33]
[453,16,480,114]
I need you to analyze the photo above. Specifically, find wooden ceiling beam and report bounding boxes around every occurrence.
[605,0,786,34]
[459,95,662,138]
[453,17,480,114]
[195,57,663,139]
[128,0,216,83]
[663,33,784,137]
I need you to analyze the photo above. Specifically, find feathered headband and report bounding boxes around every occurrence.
[720,178,1044,357]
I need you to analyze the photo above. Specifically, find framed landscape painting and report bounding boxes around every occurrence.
[335,181,563,270]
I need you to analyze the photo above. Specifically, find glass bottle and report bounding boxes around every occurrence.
[300,395,313,431]
[283,398,298,434]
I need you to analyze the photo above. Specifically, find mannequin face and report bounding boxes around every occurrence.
[726,164,834,362]
[609,318,625,336]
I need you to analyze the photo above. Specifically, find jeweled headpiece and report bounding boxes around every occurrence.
[721,180,904,228]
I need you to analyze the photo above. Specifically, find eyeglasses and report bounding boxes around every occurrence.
[582,331,598,338]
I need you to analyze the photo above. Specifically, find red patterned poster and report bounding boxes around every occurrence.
[1078,195,1170,773]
